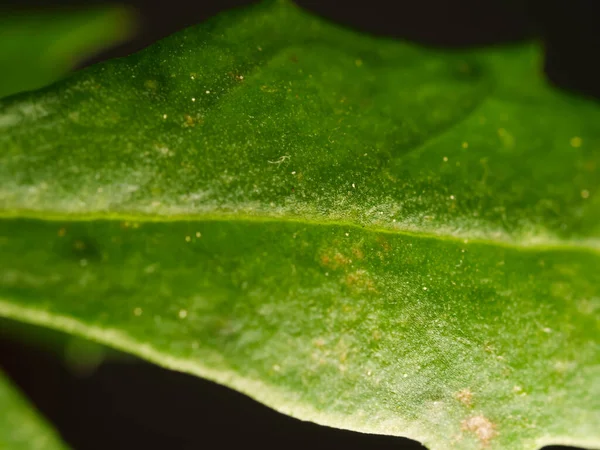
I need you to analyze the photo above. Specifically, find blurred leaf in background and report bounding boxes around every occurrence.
[0,4,135,98]
[0,369,67,450]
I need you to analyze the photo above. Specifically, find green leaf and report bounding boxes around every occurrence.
[0,4,135,99]
[0,369,68,450]
[0,1,598,449]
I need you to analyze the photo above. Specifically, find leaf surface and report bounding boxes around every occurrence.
[0,369,68,450]
[0,1,599,449]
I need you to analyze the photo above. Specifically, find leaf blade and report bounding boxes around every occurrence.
[0,1,599,449]
[1,217,599,449]
[0,2,598,244]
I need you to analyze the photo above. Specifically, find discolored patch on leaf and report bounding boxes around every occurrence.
[455,388,474,407]
[461,415,497,447]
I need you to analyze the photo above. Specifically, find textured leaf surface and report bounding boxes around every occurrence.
[0,5,134,98]
[0,370,67,450]
[0,1,599,449]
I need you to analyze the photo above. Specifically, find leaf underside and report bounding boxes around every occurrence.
[0,1,598,449]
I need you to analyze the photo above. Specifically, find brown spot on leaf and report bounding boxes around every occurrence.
[345,269,376,292]
[320,250,351,270]
[228,71,245,82]
[376,236,392,252]
[333,252,351,266]
[183,114,204,128]
[461,415,497,447]
[320,253,331,266]
[455,389,473,407]
[351,246,364,260]
[184,114,196,127]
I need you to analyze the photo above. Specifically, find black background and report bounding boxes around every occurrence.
[0,0,598,449]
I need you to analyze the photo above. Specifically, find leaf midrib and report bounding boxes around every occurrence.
[1,210,599,255]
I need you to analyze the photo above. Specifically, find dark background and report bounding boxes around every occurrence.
[0,0,598,449]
